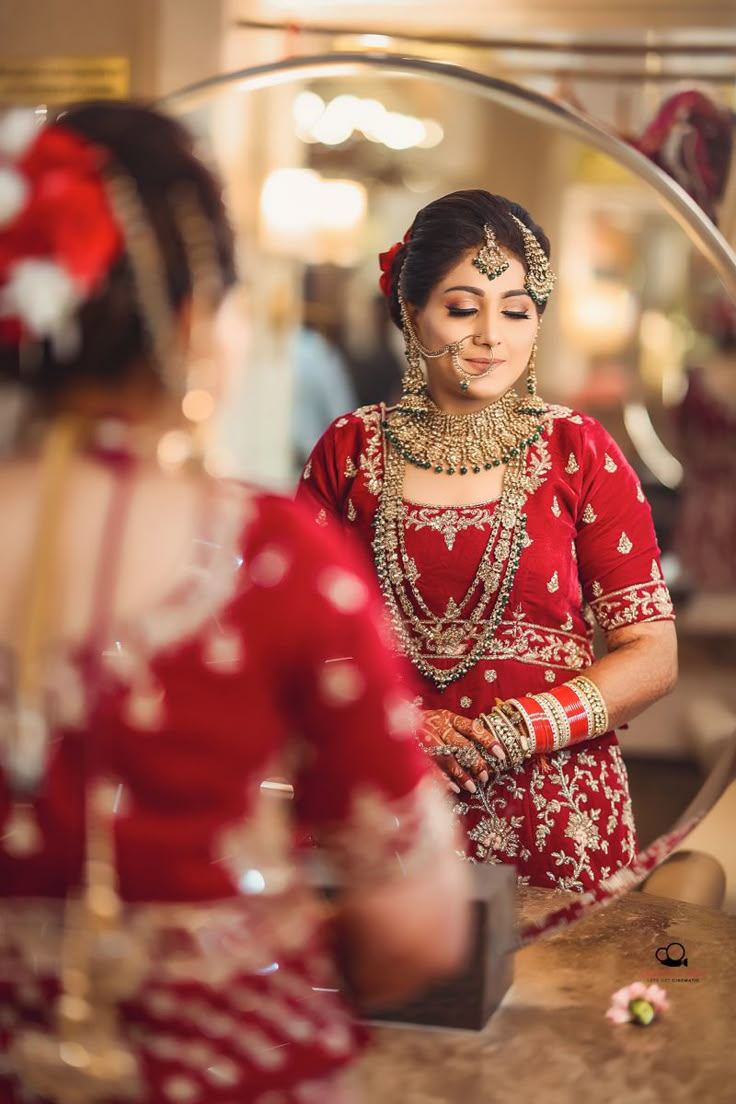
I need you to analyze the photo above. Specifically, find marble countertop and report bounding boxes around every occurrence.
[350,887,736,1104]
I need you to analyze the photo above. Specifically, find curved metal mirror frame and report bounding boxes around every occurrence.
[161,51,736,297]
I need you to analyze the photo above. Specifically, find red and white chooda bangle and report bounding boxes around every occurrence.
[499,675,609,759]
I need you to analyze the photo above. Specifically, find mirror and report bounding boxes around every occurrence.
[165,55,736,852]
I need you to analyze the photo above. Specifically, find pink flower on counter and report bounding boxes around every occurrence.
[606,982,670,1026]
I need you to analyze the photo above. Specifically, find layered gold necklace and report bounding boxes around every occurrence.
[374,388,546,689]
[383,386,546,475]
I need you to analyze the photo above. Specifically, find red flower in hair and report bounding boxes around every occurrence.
[0,111,123,349]
[378,230,411,299]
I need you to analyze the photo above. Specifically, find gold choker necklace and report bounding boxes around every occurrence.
[384,387,546,475]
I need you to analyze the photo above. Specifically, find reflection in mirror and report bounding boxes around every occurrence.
[169,63,736,903]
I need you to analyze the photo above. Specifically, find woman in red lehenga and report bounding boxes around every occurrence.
[297,190,678,893]
[0,105,468,1104]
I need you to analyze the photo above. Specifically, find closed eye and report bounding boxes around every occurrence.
[502,310,531,319]
[447,307,478,317]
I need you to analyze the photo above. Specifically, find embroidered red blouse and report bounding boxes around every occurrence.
[297,403,675,892]
[0,484,441,1104]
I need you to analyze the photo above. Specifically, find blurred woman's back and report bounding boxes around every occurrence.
[0,103,469,1104]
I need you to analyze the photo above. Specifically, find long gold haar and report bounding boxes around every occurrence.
[373,428,535,689]
[373,212,554,687]
[376,375,546,689]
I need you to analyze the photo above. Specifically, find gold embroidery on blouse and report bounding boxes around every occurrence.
[551,496,561,517]
[403,503,500,552]
[547,571,559,593]
[344,457,358,479]
[592,581,603,598]
[561,613,573,631]
[347,499,357,522]
[546,404,574,420]
[302,460,312,480]
[571,540,578,562]
[604,453,618,473]
[590,579,674,631]
[353,406,384,498]
[484,668,498,682]
[581,503,597,524]
[487,606,593,670]
[565,453,579,474]
[636,485,645,503]
[544,669,556,683]
[315,509,328,527]
[617,532,633,554]
[460,696,473,708]
[651,560,662,580]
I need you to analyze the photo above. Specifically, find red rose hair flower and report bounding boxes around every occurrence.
[378,230,411,299]
[0,109,124,352]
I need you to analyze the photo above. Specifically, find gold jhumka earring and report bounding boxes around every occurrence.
[526,338,538,397]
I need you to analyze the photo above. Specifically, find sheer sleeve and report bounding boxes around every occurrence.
[246,497,451,888]
[573,417,675,632]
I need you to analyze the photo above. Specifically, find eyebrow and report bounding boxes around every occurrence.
[443,285,532,299]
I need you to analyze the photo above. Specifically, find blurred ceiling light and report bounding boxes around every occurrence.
[319,179,367,229]
[311,94,360,146]
[561,279,637,356]
[417,119,445,149]
[381,111,426,150]
[260,167,367,263]
[293,91,443,151]
[292,91,325,134]
[358,34,392,47]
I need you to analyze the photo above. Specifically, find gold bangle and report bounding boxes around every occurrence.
[489,707,527,768]
[477,713,507,771]
[569,674,609,737]
[535,691,571,750]
[504,698,537,754]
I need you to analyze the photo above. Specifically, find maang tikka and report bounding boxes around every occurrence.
[472,223,509,282]
[471,215,556,307]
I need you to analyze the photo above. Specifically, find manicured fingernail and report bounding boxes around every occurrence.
[493,747,505,761]
[448,782,461,794]
[463,779,477,793]
[479,770,489,784]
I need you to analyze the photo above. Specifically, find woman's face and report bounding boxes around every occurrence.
[408,248,539,411]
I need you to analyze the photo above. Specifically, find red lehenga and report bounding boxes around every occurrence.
[297,403,675,892]
[0,482,439,1104]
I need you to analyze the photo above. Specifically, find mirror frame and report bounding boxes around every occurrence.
[161,51,736,297]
